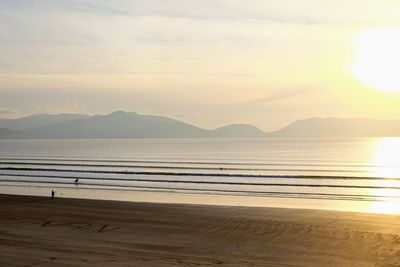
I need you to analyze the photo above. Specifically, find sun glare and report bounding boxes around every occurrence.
[370,138,400,178]
[350,27,400,93]
[369,138,400,214]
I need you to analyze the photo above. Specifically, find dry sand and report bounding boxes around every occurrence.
[0,194,400,267]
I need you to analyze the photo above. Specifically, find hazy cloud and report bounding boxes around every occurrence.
[0,108,18,115]
[0,0,335,24]
[241,88,316,105]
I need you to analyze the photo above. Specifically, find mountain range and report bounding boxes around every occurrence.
[1,112,400,139]
[0,111,265,139]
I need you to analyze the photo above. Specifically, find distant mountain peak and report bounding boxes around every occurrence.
[210,123,266,138]
[219,123,258,128]
[107,111,138,117]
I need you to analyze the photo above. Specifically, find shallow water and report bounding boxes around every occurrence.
[1,138,400,214]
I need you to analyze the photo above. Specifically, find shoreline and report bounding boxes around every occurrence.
[1,194,400,266]
[1,186,394,216]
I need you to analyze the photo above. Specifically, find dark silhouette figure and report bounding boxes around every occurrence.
[51,190,55,199]
[74,178,79,185]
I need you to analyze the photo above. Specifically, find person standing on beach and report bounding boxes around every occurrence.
[51,190,55,199]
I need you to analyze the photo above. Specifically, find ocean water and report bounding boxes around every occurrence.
[1,138,400,214]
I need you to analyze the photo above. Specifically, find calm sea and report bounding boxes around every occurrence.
[1,138,400,214]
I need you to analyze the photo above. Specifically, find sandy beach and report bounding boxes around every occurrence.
[0,194,400,266]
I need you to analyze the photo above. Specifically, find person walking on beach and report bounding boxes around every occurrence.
[51,190,55,199]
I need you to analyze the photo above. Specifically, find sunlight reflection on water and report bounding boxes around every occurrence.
[369,138,400,214]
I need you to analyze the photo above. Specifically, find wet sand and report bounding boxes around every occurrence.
[0,194,399,266]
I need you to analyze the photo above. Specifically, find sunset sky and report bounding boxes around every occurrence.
[1,0,400,131]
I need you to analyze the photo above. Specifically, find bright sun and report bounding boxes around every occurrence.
[350,27,400,93]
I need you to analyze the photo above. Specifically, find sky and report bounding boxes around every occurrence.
[1,0,400,131]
